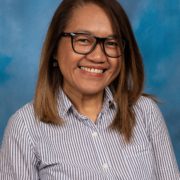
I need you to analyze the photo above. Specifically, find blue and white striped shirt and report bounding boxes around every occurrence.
[0,87,179,179]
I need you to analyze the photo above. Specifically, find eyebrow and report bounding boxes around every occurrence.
[72,30,116,38]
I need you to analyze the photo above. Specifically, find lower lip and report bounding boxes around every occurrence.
[79,68,105,78]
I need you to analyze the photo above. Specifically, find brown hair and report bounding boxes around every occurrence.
[34,0,145,142]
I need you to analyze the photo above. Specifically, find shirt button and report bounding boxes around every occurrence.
[102,163,109,170]
[92,132,98,137]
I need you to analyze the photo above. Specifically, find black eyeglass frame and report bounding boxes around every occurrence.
[60,32,126,58]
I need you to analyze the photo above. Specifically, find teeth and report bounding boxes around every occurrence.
[80,67,103,74]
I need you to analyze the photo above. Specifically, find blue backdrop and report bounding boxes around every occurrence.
[0,0,180,168]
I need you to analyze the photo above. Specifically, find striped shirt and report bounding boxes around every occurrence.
[0,87,179,180]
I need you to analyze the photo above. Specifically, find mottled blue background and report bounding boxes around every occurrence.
[0,0,179,168]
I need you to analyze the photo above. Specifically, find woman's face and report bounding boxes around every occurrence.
[56,3,121,96]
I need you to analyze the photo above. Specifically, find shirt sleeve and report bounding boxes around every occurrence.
[0,111,39,180]
[148,101,180,179]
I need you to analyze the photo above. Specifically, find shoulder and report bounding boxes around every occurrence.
[135,95,158,112]
[133,95,166,138]
[3,102,37,142]
[9,102,36,126]
[134,95,164,119]
[134,95,163,120]
[16,101,35,116]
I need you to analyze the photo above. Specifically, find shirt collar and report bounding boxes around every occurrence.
[57,86,116,117]
[102,86,116,112]
[57,88,73,117]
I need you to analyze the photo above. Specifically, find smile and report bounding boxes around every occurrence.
[80,66,104,74]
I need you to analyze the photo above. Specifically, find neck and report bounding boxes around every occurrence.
[63,88,104,122]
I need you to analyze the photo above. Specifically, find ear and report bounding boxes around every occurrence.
[53,46,58,60]
[53,54,57,60]
[53,60,58,67]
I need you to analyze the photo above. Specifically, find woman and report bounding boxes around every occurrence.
[0,0,179,179]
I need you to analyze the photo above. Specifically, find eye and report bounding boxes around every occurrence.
[77,38,90,44]
[74,35,93,46]
[105,40,119,48]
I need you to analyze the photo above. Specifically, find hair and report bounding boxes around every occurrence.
[34,0,145,142]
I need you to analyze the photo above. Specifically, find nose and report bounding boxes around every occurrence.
[86,43,107,63]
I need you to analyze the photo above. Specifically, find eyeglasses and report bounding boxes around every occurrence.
[60,32,125,58]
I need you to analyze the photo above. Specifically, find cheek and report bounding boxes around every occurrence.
[58,60,66,75]
[57,52,79,78]
[112,60,121,76]
[56,40,72,62]
[56,48,71,72]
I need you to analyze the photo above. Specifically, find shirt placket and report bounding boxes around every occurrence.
[83,119,115,179]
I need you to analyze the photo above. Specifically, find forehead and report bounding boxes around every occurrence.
[64,3,114,36]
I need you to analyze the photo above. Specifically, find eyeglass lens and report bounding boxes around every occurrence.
[72,34,124,58]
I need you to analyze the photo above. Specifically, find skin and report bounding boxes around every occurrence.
[56,3,121,121]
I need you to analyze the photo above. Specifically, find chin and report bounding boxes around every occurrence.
[79,87,105,96]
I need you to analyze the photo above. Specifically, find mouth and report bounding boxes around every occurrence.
[79,66,106,74]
